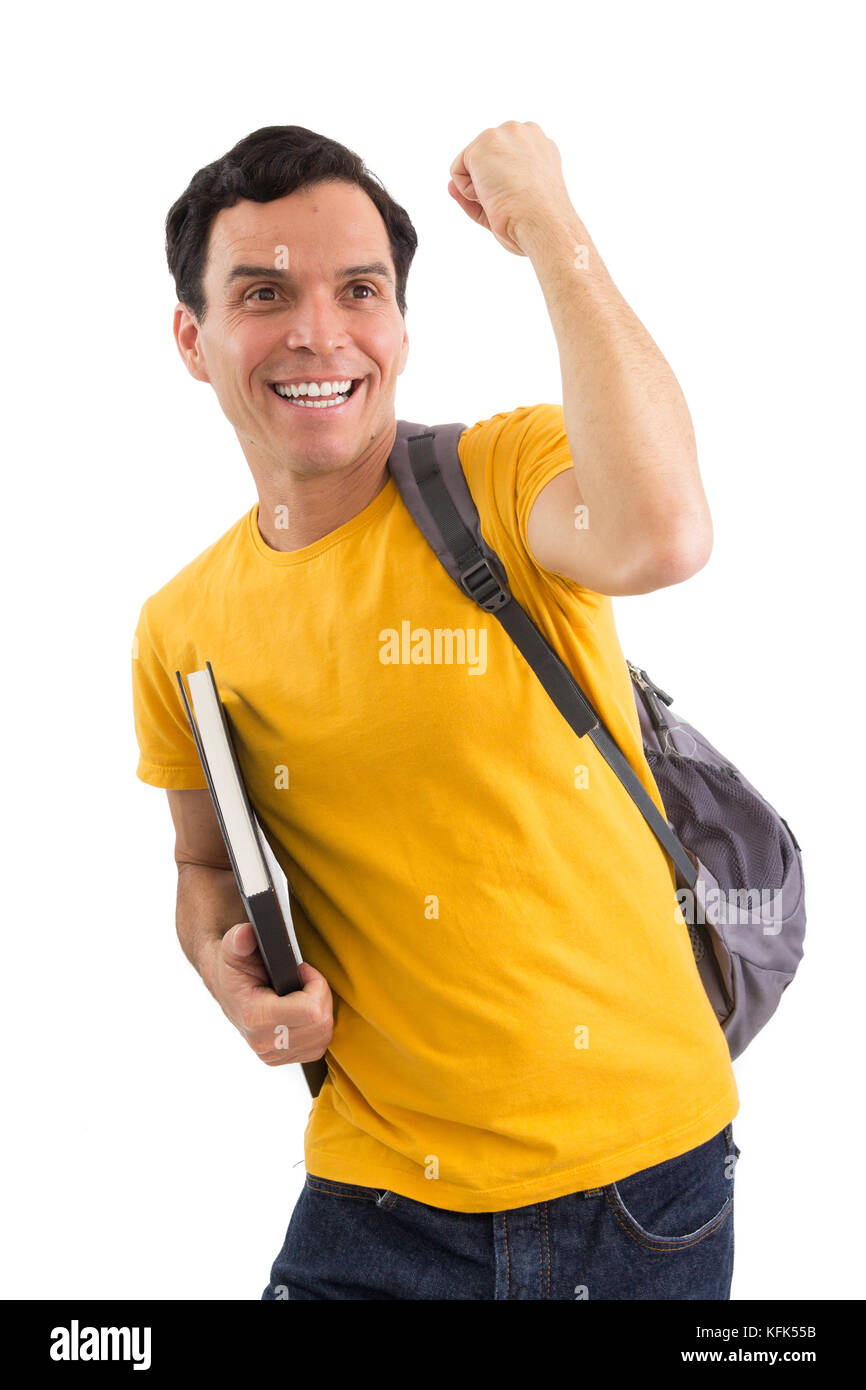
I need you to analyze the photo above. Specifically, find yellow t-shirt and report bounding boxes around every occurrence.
[132,402,738,1213]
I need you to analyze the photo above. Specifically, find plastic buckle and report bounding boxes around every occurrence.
[459,557,510,612]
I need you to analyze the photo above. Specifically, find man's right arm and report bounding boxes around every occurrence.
[167,789,333,1066]
[168,787,241,994]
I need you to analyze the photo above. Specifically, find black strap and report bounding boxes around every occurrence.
[407,430,699,893]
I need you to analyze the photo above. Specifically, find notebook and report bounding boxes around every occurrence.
[175,662,327,1097]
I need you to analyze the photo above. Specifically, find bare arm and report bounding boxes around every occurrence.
[520,205,713,596]
[447,122,712,596]
[167,787,240,994]
[166,789,333,1066]
[175,861,246,997]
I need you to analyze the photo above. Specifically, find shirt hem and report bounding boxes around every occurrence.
[303,1083,739,1214]
[136,759,207,790]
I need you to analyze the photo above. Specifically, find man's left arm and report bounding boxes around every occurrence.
[449,122,713,596]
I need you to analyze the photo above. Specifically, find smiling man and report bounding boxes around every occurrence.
[132,122,740,1302]
[176,178,409,549]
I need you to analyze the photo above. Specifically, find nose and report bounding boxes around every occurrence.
[283,286,349,354]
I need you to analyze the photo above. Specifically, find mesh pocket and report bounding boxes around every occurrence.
[645,750,790,893]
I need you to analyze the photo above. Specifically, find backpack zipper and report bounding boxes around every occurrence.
[626,660,674,705]
[626,660,673,731]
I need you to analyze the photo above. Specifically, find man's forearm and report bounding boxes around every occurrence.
[175,862,247,998]
[516,205,712,574]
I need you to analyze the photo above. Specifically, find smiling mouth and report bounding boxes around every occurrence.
[269,378,363,409]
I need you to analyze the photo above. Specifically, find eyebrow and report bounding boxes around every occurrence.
[223,261,394,291]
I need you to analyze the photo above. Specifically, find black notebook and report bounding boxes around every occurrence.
[175,661,327,1098]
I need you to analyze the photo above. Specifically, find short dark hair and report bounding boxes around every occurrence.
[165,125,418,323]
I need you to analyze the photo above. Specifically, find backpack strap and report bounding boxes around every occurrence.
[388,421,699,894]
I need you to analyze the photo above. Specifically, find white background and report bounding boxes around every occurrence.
[2,0,862,1301]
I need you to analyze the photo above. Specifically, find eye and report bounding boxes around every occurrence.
[244,281,378,305]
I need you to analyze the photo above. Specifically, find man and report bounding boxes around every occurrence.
[132,121,740,1301]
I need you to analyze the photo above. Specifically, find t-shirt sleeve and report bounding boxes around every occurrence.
[131,596,208,790]
[458,402,607,624]
[510,402,578,552]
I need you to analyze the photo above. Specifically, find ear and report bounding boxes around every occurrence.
[396,320,410,377]
[173,303,211,384]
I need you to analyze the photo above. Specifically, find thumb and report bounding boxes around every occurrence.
[222,921,269,985]
[228,920,259,957]
[297,960,325,987]
[447,179,487,227]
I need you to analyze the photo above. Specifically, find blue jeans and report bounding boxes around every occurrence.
[261,1122,740,1300]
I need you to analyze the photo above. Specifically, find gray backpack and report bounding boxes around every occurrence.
[388,419,806,1060]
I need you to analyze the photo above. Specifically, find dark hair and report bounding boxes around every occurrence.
[165,125,418,323]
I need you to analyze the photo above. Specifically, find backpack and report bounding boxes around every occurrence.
[387,418,806,1060]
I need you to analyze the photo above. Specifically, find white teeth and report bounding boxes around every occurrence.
[273,379,353,400]
[273,379,355,408]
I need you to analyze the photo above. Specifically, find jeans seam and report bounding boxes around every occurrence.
[306,1177,382,1203]
[538,1203,551,1298]
[604,1186,733,1252]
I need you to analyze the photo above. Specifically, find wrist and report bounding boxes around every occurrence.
[198,932,227,998]
[512,202,584,254]
[514,205,616,305]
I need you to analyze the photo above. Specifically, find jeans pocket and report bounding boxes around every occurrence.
[605,1127,736,1251]
[304,1174,398,1209]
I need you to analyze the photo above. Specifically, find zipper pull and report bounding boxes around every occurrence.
[626,660,672,731]
[637,664,674,706]
[626,659,649,690]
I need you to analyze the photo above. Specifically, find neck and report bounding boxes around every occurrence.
[250,420,396,552]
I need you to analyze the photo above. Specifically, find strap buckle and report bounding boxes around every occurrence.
[459,556,510,612]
